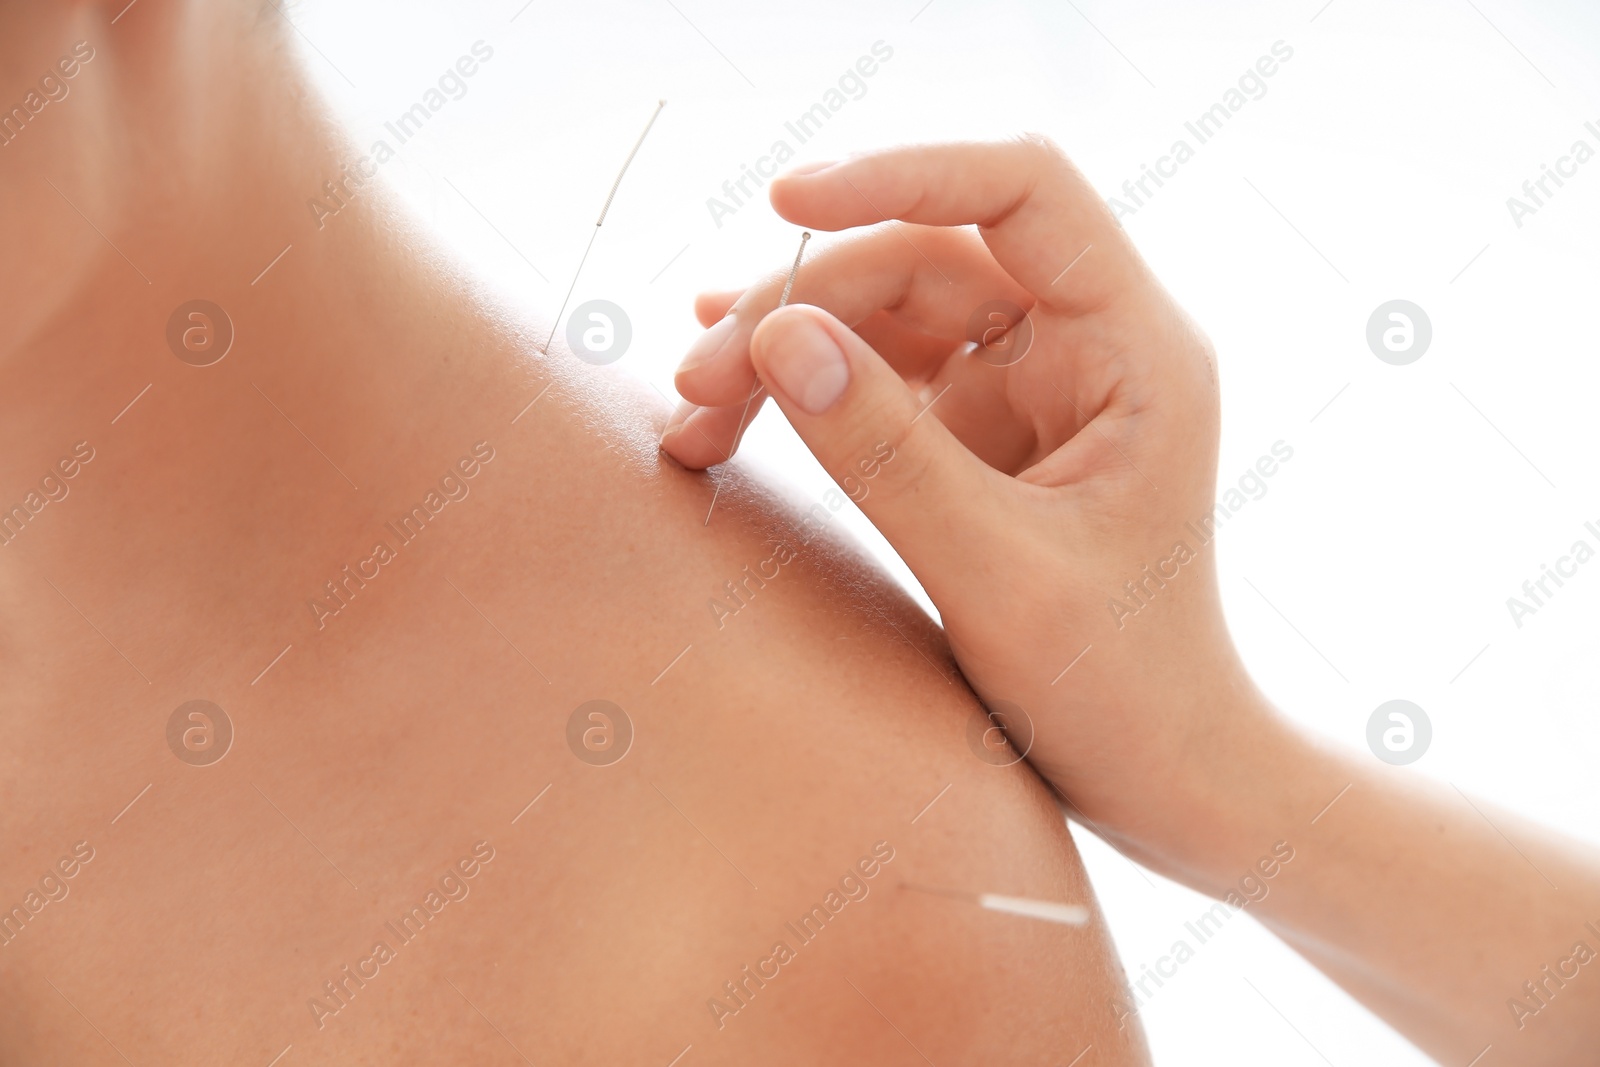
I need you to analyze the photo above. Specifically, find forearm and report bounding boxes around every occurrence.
[1145,693,1600,1065]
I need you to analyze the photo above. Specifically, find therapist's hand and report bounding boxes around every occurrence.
[661,141,1600,1067]
[662,138,1266,866]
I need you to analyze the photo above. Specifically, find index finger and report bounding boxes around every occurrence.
[768,136,1148,317]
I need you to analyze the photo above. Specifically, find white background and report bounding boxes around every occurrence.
[287,1,1600,1062]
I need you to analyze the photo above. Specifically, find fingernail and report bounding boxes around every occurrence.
[660,400,695,446]
[678,313,738,377]
[784,160,839,178]
[767,317,849,416]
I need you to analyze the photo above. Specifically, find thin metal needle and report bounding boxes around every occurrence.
[900,882,1090,925]
[541,100,667,354]
[778,231,811,307]
[705,229,812,526]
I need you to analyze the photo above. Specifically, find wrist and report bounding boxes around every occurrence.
[1111,672,1326,899]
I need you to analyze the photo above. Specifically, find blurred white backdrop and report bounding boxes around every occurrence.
[284,1,1600,1062]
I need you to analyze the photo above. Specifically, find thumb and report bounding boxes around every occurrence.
[749,304,998,588]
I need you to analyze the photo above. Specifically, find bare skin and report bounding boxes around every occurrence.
[0,5,1146,1065]
[665,141,1600,1063]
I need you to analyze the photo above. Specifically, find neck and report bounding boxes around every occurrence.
[6,7,539,420]
[0,7,607,675]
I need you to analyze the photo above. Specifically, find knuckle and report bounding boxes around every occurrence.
[827,403,935,508]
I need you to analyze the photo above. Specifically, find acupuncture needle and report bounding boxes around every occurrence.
[901,882,1090,927]
[744,229,809,442]
[778,231,811,307]
[541,99,667,354]
[705,230,813,527]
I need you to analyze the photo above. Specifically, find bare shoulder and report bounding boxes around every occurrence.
[459,373,1151,1063]
[0,363,1146,1065]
